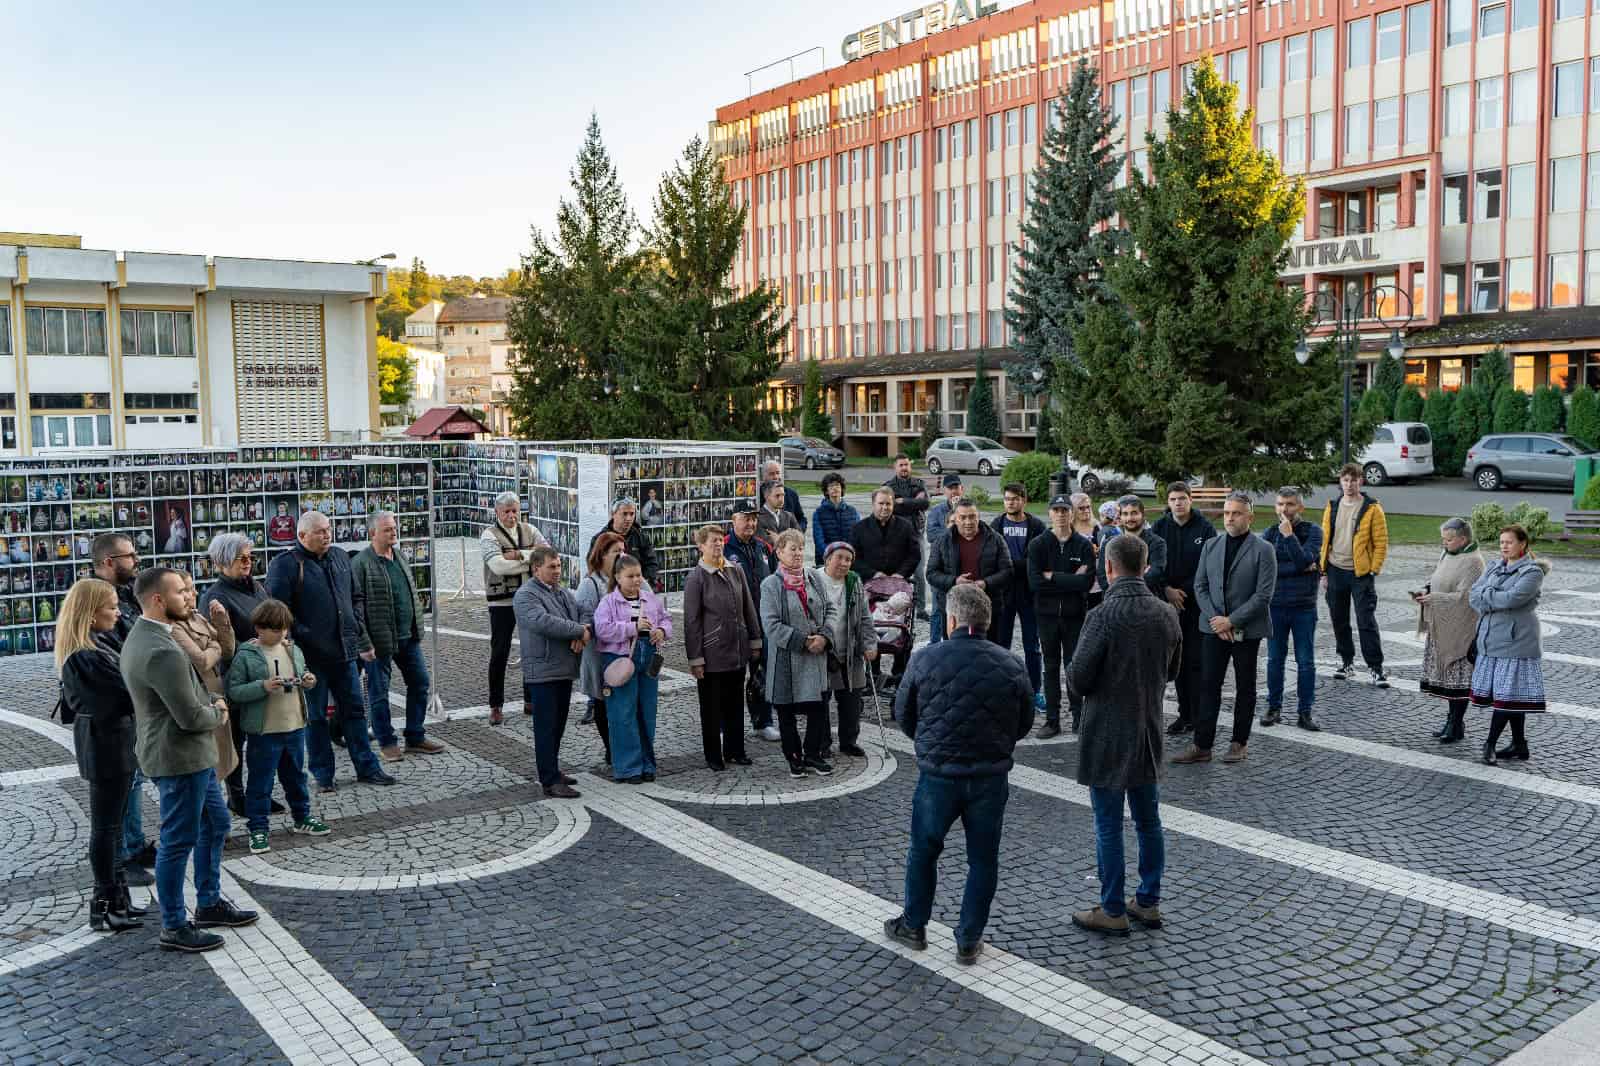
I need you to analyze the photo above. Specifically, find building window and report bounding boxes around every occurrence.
[1377,9,1403,59]
[1284,116,1306,165]
[1557,0,1583,20]
[1005,109,1019,147]
[1445,0,1471,44]
[1259,41,1280,88]
[1444,84,1470,136]
[0,306,9,356]
[951,315,966,350]
[1555,62,1584,117]
[1309,26,1333,77]
[1472,262,1502,310]
[1404,91,1430,145]
[1587,253,1600,305]
[1475,169,1502,220]
[1376,186,1400,230]
[123,392,199,410]
[1110,83,1127,126]
[1408,2,1433,52]
[24,307,108,357]
[1374,97,1400,149]
[1476,76,1503,131]
[1446,174,1465,224]
[1312,110,1333,158]
[935,315,948,351]
[935,126,947,163]
[1152,70,1171,115]
[1227,50,1248,91]
[1552,155,1582,211]
[1508,70,1537,126]
[1439,358,1464,391]
[1442,265,1466,314]
[1589,153,1600,209]
[1507,162,1535,217]
[1258,120,1280,158]
[986,112,1000,148]
[1550,253,1581,306]
[1345,104,1369,155]
[1592,58,1600,113]
[1506,257,1534,311]
[1479,1,1506,37]
[987,309,1004,346]
[1347,18,1372,67]
[1284,34,1308,82]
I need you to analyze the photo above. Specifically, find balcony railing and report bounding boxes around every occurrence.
[845,412,890,434]
[1003,410,1040,433]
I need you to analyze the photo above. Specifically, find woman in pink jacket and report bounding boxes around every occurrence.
[592,554,673,783]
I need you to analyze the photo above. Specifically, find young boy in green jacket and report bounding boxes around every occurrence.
[225,599,331,854]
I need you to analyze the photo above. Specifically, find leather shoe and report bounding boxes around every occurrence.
[1165,718,1193,736]
[956,941,984,965]
[1260,707,1281,727]
[357,770,398,786]
[1297,712,1321,732]
[1036,724,1062,740]
[193,898,259,928]
[1071,906,1130,937]
[838,744,867,757]
[1170,745,1211,765]
[1496,741,1530,761]
[1221,742,1248,763]
[883,916,927,950]
[122,863,154,887]
[1126,899,1162,929]
[728,755,753,766]
[543,783,581,798]
[406,738,447,754]
[560,773,578,785]
[160,922,224,953]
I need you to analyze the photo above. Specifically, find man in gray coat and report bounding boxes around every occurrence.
[1066,534,1182,936]
[121,567,258,953]
[1174,492,1278,765]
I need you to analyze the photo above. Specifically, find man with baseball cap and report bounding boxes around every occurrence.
[1028,496,1096,735]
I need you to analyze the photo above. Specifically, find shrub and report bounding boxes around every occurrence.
[902,441,922,461]
[1393,385,1424,423]
[1581,473,1600,511]
[919,408,944,458]
[1004,451,1058,504]
[1529,385,1565,433]
[1569,387,1600,448]
[1492,388,1530,434]
[967,485,995,510]
[1422,388,1459,475]
[1474,346,1511,406]
[1356,385,1393,430]
[1471,500,1555,544]
[1452,386,1491,453]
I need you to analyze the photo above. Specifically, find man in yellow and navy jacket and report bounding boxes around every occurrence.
[1319,463,1390,688]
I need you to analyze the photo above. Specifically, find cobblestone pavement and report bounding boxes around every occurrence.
[2,546,1599,1064]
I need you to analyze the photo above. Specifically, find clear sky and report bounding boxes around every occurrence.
[0,1,938,277]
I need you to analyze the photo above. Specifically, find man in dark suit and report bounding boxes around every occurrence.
[1174,492,1278,766]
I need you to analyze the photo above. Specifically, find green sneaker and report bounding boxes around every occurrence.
[291,817,330,837]
[247,830,271,854]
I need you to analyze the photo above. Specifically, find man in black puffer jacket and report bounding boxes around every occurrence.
[927,499,1012,648]
[885,583,1035,966]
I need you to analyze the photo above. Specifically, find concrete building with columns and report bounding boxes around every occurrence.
[0,232,385,456]
[714,0,1600,456]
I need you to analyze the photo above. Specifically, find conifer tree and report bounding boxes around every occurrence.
[801,357,833,439]
[967,353,1000,441]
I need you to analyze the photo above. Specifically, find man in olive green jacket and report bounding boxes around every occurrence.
[351,510,443,760]
[121,567,257,953]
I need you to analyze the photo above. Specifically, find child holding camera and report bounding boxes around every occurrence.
[224,599,331,854]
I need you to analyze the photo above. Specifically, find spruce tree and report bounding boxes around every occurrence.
[801,357,833,439]
[967,353,1000,441]
[1006,59,1125,399]
[616,135,785,440]
[1474,346,1511,406]
[407,258,431,308]
[1529,385,1565,432]
[1569,386,1600,447]
[1451,386,1492,454]
[1393,384,1424,422]
[920,408,944,458]
[1421,388,1459,475]
[1372,351,1404,408]
[1066,60,1341,490]
[1493,387,1531,433]
[506,114,640,439]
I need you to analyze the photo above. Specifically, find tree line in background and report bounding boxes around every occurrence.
[501,116,783,441]
[377,263,524,340]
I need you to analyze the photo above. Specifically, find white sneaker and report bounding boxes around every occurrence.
[760,725,781,742]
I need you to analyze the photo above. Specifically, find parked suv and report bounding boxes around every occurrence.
[1354,422,1434,486]
[779,436,845,470]
[1464,432,1600,491]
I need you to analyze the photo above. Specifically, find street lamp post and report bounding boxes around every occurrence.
[1295,283,1415,465]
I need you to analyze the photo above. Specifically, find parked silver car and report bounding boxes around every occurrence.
[1463,432,1600,491]
[780,435,845,470]
[925,436,1017,476]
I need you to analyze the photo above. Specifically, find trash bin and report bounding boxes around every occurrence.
[1574,456,1599,510]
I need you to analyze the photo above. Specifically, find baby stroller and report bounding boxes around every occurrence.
[864,575,914,695]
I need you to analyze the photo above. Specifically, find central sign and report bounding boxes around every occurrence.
[842,1,1001,62]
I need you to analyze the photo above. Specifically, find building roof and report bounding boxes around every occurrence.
[405,405,491,438]
[405,300,444,324]
[1405,308,1600,351]
[770,347,1024,385]
[437,296,511,324]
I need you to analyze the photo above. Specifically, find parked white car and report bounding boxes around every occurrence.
[924,436,1018,476]
[1354,421,1434,485]
[1067,458,1203,495]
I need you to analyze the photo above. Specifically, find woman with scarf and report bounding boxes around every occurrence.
[576,531,627,763]
[592,554,672,784]
[760,529,837,779]
[684,524,762,771]
[1469,524,1551,765]
[813,541,879,759]
[1413,517,1485,744]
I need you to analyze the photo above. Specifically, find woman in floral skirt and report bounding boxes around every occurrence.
[1468,524,1550,765]
[1413,517,1484,744]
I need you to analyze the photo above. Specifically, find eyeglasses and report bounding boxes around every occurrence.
[237,553,254,562]
[107,551,139,561]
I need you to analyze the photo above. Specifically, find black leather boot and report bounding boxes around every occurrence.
[1495,740,1530,761]
[90,891,140,933]
[1261,707,1282,727]
[1481,738,1497,765]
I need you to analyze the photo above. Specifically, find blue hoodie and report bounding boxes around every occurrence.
[1260,520,1323,610]
[812,497,860,560]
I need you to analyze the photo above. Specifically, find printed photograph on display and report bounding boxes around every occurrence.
[609,451,761,593]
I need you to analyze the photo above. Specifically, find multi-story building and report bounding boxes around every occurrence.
[434,295,518,433]
[713,0,1600,457]
[0,232,385,455]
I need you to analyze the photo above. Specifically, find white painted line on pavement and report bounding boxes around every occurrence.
[1385,628,1600,669]
[0,763,76,788]
[581,778,1266,1066]
[0,707,75,750]
[886,732,1600,954]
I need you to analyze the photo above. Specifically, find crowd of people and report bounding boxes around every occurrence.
[53,454,1552,964]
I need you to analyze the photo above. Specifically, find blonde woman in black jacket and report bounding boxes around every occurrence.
[56,578,146,932]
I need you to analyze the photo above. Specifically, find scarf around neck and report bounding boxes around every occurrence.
[779,563,809,610]
[1444,540,1477,557]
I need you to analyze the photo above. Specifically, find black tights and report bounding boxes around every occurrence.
[87,772,132,894]
[1486,710,1527,748]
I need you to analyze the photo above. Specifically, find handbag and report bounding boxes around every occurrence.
[603,639,637,689]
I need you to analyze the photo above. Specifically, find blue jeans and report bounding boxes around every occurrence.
[900,771,1009,948]
[304,657,382,784]
[153,768,229,930]
[523,680,572,787]
[991,593,1042,692]
[1089,783,1164,917]
[927,595,945,645]
[365,637,431,747]
[120,769,145,860]
[603,643,659,780]
[1267,605,1318,714]
[244,729,311,833]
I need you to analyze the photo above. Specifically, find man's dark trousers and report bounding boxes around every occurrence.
[900,771,1009,949]
[1194,634,1262,752]
[1171,597,1204,726]
[1325,565,1383,671]
[992,595,1042,693]
[1037,611,1083,729]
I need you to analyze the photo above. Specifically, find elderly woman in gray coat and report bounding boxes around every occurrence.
[812,540,880,759]
[760,530,837,779]
[1414,517,1485,744]
[1469,524,1550,765]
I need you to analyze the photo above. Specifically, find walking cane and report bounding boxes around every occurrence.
[863,649,891,760]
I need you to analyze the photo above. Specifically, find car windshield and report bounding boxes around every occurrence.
[968,438,1003,450]
[1558,436,1598,454]
[803,438,830,448]
[1406,426,1431,444]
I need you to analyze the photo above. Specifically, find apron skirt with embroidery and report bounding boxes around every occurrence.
[1469,654,1546,712]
